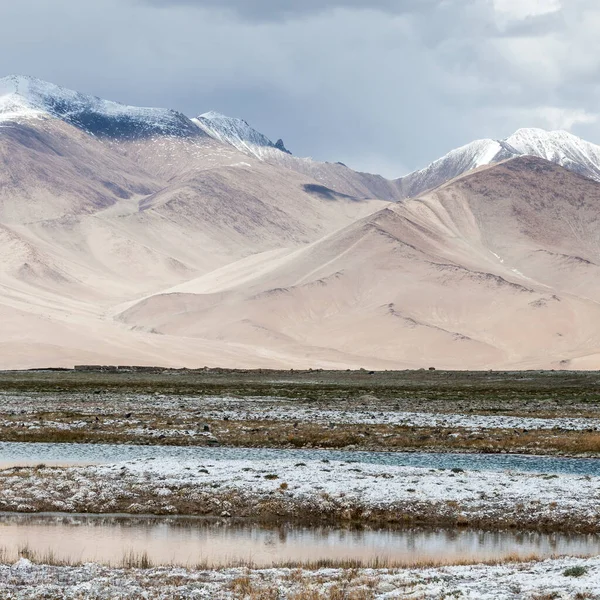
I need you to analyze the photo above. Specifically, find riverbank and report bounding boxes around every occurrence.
[2,555,599,599]
[2,458,600,533]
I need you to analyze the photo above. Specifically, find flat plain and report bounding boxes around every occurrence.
[2,368,600,455]
[3,369,600,599]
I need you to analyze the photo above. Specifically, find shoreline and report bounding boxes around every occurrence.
[2,556,599,599]
[2,458,600,534]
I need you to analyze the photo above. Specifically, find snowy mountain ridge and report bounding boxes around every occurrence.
[2,75,600,197]
[194,111,291,159]
[399,128,600,198]
[0,75,401,201]
[0,75,201,139]
[506,128,600,181]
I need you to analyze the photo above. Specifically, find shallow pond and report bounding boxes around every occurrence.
[1,514,600,567]
[1,442,599,476]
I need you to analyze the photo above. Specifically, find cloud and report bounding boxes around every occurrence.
[486,106,598,133]
[136,0,437,21]
[537,107,598,130]
[493,0,562,21]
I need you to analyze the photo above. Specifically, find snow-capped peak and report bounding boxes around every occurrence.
[0,75,48,122]
[504,128,600,180]
[398,137,519,197]
[194,111,291,159]
[0,75,201,139]
[399,127,600,198]
[199,110,229,120]
[507,128,580,157]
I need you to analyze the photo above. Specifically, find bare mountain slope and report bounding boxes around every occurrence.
[120,157,600,370]
[2,76,600,369]
[194,111,403,201]
[0,75,387,289]
[0,119,160,223]
[0,78,392,369]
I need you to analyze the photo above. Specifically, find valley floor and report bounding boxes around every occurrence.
[2,368,600,456]
[1,369,600,597]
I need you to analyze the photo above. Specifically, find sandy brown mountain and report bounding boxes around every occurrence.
[2,76,600,369]
[120,157,600,370]
[0,113,387,368]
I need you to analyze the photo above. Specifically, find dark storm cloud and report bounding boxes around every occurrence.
[137,0,437,21]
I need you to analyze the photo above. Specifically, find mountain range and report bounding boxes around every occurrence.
[2,74,600,370]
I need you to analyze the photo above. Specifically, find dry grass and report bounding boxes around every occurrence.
[3,367,600,405]
[3,368,600,455]
[210,421,600,455]
[121,550,153,569]
[2,463,599,534]
[0,545,556,571]
[228,574,254,596]
[16,544,71,567]
[3,417,600,456]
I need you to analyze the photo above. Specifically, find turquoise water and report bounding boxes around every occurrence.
[1,442,599,476]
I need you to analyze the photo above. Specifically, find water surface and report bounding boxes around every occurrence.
[1,442,599,476]
[1,514,599,567]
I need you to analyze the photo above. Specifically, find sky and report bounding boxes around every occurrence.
[0,0,598,178]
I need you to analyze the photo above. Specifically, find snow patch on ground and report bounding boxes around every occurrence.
[1,557,600,599]
[175,396,600,431]
[2,458,600,530]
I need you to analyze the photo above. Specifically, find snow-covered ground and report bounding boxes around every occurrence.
[2,556,600,599]
[3,391,599,432]
[187,403,600,431]
[2,458,600,531]
[94,456,599,506]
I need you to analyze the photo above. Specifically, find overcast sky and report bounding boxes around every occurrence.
[0,0,597,177]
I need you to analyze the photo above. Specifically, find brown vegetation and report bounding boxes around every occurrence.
[2,416,600,456]
[3,369,600,456]
[2,467,599,534]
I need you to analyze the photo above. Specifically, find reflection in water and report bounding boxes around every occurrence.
[0,514,599,567]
